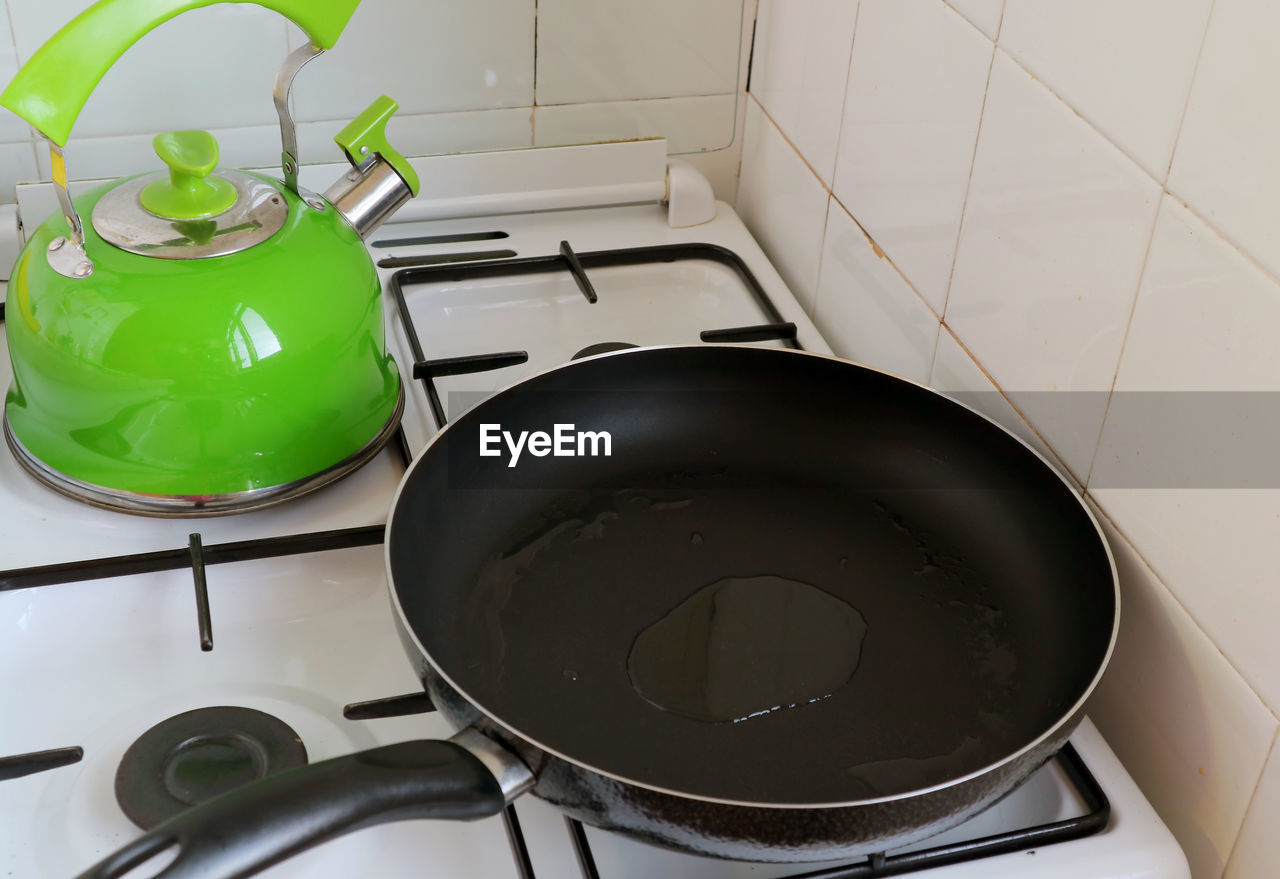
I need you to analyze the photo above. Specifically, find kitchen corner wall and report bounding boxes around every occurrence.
[0,0,753,206]
[737,1,1280,876]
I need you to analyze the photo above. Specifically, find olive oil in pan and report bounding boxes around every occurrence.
[458,482,1025,802]
[627,575,867,723]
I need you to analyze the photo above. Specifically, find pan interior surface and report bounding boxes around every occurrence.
[388,347,1116,806]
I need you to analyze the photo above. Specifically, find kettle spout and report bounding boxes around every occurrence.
[323,95,420,240]
[324,157,413,240]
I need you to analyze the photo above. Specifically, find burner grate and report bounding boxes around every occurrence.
[560,743,1109,878]
[0,746,83,782]
[389,240,804,431]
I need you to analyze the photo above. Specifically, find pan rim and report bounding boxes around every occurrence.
[383,343,1121,810]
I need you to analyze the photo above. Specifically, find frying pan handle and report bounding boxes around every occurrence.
[75,739,510,879]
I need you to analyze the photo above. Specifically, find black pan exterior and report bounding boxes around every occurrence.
[404,632,1086,862]
[386,345,1117,862]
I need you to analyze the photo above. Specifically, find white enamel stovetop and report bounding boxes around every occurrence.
[0,145,1188,879]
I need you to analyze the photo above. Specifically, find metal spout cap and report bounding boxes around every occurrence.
[323,157,414,240]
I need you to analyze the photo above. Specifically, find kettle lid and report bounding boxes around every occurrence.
[91,129,289,260]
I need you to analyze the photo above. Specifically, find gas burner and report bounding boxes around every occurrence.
[114,706,307,829]
[571,342,638,360]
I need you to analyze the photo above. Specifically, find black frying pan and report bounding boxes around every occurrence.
[80,346,1118,878]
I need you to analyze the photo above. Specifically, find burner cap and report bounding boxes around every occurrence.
[572,342,638,360]
[115,706,307,829]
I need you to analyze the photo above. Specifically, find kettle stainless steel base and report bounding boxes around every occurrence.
[2,388,404,518]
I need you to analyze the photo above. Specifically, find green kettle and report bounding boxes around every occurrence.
[0,0,421,516]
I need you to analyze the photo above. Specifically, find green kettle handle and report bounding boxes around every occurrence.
[0,0,361,147]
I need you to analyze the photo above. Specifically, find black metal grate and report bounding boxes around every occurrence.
[388,241,804,431]
[563,744,1108,878]
[0,747,83,782]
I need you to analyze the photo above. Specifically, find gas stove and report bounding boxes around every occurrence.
[0,142,1189,879]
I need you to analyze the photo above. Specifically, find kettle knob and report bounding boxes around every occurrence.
[140,130,238,220]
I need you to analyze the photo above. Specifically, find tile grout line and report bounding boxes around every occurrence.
[1222,725,1280,876]
[746,74,948,321]
[747,93,833,313]
[748,93,829,199]
[824,0,865,210]
[534,91,742,110]
[1162,0,1217,186]
[734,6,757,198]
[924,320,942,382]
[1082,490,1280,726]
[1081,196,1165,490]
[989,29,1271,297]
[938,28,998,323]
[4,0,25,69]
[827,192,941,322]
[996,42,1159,183]
[811,194,833,317]
[1159,188,1280,292]
[940,323,1082,484]
[531,0,539,144]
[750,86,945,353]
[828,190,939,315]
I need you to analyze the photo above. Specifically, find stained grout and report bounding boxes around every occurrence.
[747,91,943,328]
[938,324,1081,486]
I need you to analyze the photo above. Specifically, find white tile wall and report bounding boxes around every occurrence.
[0,0,752,200]
[812,199,939,382]
[287,0,535,121]
[833,0,993,314]
[1226,742,1280,878]
[8,2,288,138]
[0,141,36,204]
[946,51,1160,480]
[1169,0,1280,282]
[1086,506,1277,879]
[749,0,859,186]
[929,327,1067,475]
[44,108,539,188]
[0,4,30,144]
[536,0,746,104]
[1090,197,1280,716]
[737,1,1280,873]
[944,0,1003,39]
[1000,0,1213,180]
[533,95,737,154]
[736,99,829,312]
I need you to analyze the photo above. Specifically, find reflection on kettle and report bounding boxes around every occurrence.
[228,306,284,370]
